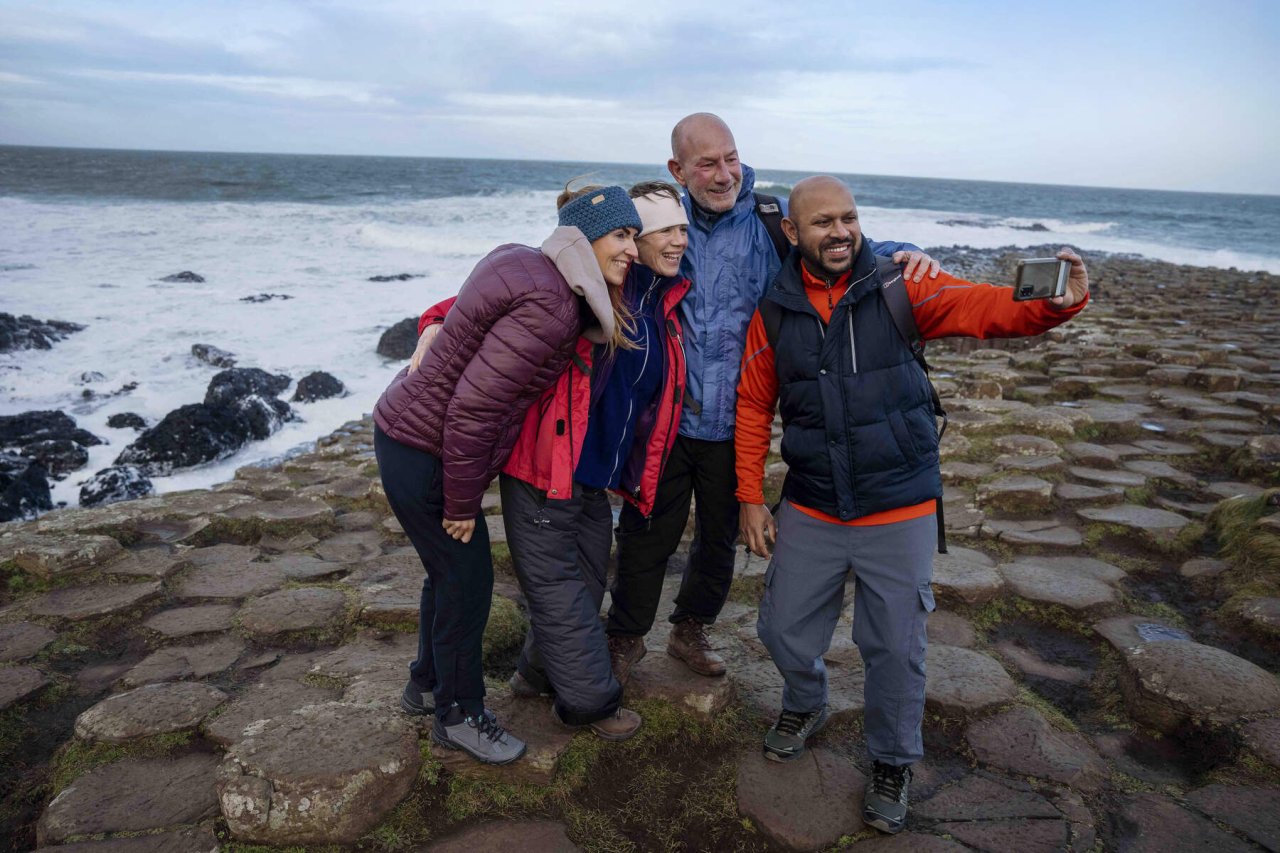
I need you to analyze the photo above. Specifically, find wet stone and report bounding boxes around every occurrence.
[982,519,1083,548]
[1236,596,1280,638]
[627,652,735,719]
[144,604,238,638]
[258,530,320,553]
[184,543,260,567]
[36,824,221,851]
[993,434,1063,456]
[1131,438,1199,456]
[966,705,1106,791]
[0,665,50,709]
[915,773,1060,821]
[28,580,162,621]
[1068,465,1146,487]
[1242,718,1280,770]
[843,833,970,852]
[37,754,221,845]
[236,588,347,639]
[999,555,1122,613]
[426,820,581,853]
[1122,459,1197,486]
[172,559,285,600]
[204,680,340,747]
[994,640,1089,685]
[74,682,228,743]
[1054,482,1124,504]
[935,818,1069,853]
[927,611,976,648]
[931,547,1003,605]
[341,553,422,626]
[925,645,1018,716]
[1184,785,1280,851]
[217,498,336,539]
[100,546,187,579]
[308,632,416,682]
[264,554,347,581]
[217,702,420,845]
[1077,504,1191,544]
[941,461,994,483]
[736,747,864,851]
[1113,793,1256,853]
[0,620,57,661]
[123,636,245,687]
[994,453,1064,473]
[1064,442,1120,467]
[977,475,1054,512]
[312,530,382,563]
[0,532,124,579]
[1178,557,1230,580]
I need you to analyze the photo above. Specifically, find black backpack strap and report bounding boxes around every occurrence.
[876,257,949,554]
[758,298,784,352]
[753,192,789,262]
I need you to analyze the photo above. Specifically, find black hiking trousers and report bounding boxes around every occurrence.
[374,426,492,720]
[607,435,739,637]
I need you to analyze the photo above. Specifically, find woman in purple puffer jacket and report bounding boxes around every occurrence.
[371,185,641,766]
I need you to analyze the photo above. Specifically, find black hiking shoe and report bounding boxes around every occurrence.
[863,761,912,834]
[400,680,434,716]
[762,706,829,762]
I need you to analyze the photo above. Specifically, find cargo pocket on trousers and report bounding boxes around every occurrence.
[918,584,937,614]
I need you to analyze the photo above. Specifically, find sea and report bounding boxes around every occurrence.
[2,145,1278,509]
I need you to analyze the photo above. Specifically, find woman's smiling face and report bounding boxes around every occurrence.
[635,225,688,278]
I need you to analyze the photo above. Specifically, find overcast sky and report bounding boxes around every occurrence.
[1,0,1276,194]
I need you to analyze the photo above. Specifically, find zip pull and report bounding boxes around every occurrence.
[826,283,834,311]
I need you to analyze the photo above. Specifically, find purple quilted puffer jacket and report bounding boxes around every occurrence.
[373,227,615,521]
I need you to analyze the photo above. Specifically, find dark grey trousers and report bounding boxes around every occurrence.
[500,474,622,725]
[757,503,937,766]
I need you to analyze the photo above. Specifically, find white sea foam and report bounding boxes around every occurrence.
[0,191,1276,509]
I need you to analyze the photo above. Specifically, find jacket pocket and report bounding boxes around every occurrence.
[888,410,921,458]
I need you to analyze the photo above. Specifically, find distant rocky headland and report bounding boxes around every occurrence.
[1,249,1277,851]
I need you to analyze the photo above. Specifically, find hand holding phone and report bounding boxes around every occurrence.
[1013,258,1070,301]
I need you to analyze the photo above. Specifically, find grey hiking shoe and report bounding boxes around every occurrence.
[762,706,829,762]
[863,760,912,834]
[400,680,434,717]
[431,706,526,765]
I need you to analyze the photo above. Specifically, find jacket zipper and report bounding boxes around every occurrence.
[848,314,858,373]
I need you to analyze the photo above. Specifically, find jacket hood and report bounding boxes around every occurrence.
[541,226,615,344]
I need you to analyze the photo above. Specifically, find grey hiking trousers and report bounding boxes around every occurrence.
[757,503,937,766]
[500,474,623,725]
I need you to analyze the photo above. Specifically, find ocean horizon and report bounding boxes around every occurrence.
[3,144,1278,510]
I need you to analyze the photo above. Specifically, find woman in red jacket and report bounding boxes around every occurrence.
[372,184,641,765]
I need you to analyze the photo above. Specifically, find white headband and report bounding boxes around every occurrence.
[633,192,689,237]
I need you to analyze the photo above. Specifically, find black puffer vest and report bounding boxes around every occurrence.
[762,243,942,520]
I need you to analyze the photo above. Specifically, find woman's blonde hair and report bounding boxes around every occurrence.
[557,178,638,353]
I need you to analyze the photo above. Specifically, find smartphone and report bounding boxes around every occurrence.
[1013,258,1069,301]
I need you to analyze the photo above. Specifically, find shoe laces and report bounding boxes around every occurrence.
[469,712,507,743]
[775,709,815,736]
[682,622,712,650]
[871,762,910,803]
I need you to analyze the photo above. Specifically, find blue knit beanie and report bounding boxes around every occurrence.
[557,185,642,242]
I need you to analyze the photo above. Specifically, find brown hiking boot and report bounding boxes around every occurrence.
[552,705,643,742]
[608,634,647,686]
[666,619,727,677]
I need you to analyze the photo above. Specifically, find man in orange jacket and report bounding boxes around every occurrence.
[735,176,1089,834]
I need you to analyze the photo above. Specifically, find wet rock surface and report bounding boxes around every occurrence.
[736,747,864,850]
[0,311,84,352]
[3,251,1280,851]
[74,682,228,742]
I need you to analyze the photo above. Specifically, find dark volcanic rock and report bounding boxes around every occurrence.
[20,438,88,479]
[79,465,155,507]
[291,371,345,403]
[376,317,419,359]
[107,412,148,430]
[235,395,292,440]
[205,368,291,407]
[367,273,423,282]
[0,311,85,352]
[0,453,52,522]
[191,342,237,368]
[115,403,256,475]
[240,292,293,303]
[0,410,102,449]
[159,270,205,283]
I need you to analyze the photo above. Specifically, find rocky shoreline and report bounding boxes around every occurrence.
[1,249,1278,852]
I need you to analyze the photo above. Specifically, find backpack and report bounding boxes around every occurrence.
[754,194,949,553]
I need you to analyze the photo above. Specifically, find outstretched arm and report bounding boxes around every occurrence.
[735,311,781,557]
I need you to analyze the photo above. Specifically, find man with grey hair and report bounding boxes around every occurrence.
[605,113,940,682]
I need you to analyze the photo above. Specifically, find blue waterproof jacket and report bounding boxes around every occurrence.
[678,164,920,440]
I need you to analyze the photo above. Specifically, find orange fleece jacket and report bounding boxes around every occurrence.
[735,260,1088,526]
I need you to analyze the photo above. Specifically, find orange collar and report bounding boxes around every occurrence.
[800,262,851,292]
